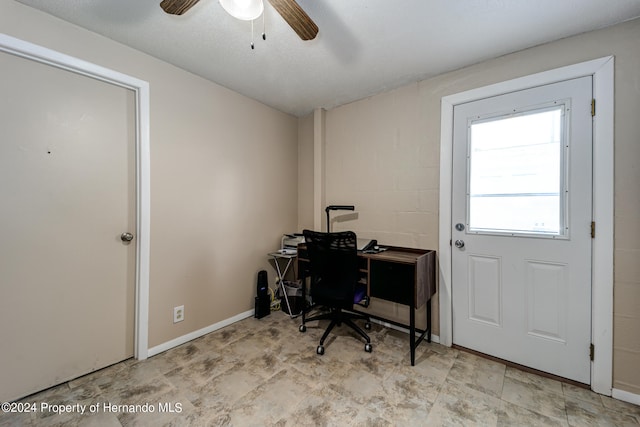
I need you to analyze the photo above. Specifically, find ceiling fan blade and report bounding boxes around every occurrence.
[160,0,201,15]
[268,0,318,41]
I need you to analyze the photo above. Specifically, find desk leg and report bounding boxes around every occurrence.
[427,299,432,343]
[406,300,433,366]
[410,304,416,366]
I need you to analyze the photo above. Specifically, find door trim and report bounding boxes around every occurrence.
[0,33,151,360]
[439,57,614,394]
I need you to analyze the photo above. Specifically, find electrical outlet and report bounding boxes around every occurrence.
[173,305,184,323]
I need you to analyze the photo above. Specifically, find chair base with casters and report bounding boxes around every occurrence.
[299,305,373,355]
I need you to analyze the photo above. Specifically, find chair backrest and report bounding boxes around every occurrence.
[302,229,359,306]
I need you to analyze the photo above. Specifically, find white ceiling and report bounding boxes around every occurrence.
[14,0,640,117]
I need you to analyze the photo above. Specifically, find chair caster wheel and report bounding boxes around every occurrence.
[365,322,371,330]
[299,324,306,333]
[316,345,325,355]
[365,343,372,353]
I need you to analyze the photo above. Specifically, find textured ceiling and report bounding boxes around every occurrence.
[14,0,640,117]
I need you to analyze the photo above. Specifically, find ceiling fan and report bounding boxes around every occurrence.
[159,0,318,40]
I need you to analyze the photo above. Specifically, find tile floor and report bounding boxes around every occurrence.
[2,311,639,426]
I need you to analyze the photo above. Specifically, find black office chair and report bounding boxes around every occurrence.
[299,229,372,355]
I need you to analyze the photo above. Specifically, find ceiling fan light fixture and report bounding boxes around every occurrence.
[219,0,264,21]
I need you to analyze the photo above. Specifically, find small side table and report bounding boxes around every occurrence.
[268,250,299,318]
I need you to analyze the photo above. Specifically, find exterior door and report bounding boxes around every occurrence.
[451,76,593,383]
[0,51,136,401]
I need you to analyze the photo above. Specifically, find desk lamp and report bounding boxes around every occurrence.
[325,205,354,232]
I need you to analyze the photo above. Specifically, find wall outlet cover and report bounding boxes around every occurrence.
[173,305,184,323]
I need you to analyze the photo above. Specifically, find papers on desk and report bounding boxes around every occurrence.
[276,248,297,255]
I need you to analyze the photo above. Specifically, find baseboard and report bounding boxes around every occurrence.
[432,334,440,344]
[612,388,640,406]
[147,309,254,357]
[370,318,440,344]
[147,310,441,358]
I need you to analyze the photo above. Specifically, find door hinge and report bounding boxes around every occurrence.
[590,343,595,361]
[591,99,596,117]
[450,239,452,246]
[591,221,596,238]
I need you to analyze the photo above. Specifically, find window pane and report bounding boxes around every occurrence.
[468,106,564,235]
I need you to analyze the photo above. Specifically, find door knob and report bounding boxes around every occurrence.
[454,239,465,249]
[121,232,134,242]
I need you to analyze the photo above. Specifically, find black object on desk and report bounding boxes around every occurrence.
[325,205,355,232]
[298,243,436,366]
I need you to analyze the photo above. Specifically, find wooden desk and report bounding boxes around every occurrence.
[297,245,436,365]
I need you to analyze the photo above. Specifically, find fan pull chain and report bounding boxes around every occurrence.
[251,19,255,49]
[250,6,266,50]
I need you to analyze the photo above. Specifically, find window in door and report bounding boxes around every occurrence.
[467,103,568,237]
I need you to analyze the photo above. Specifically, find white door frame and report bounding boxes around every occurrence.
[439,57,614,395]
[0,33,151,360]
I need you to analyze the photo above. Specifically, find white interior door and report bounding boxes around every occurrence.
[0,51,136,401]
[451,76,593,383]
